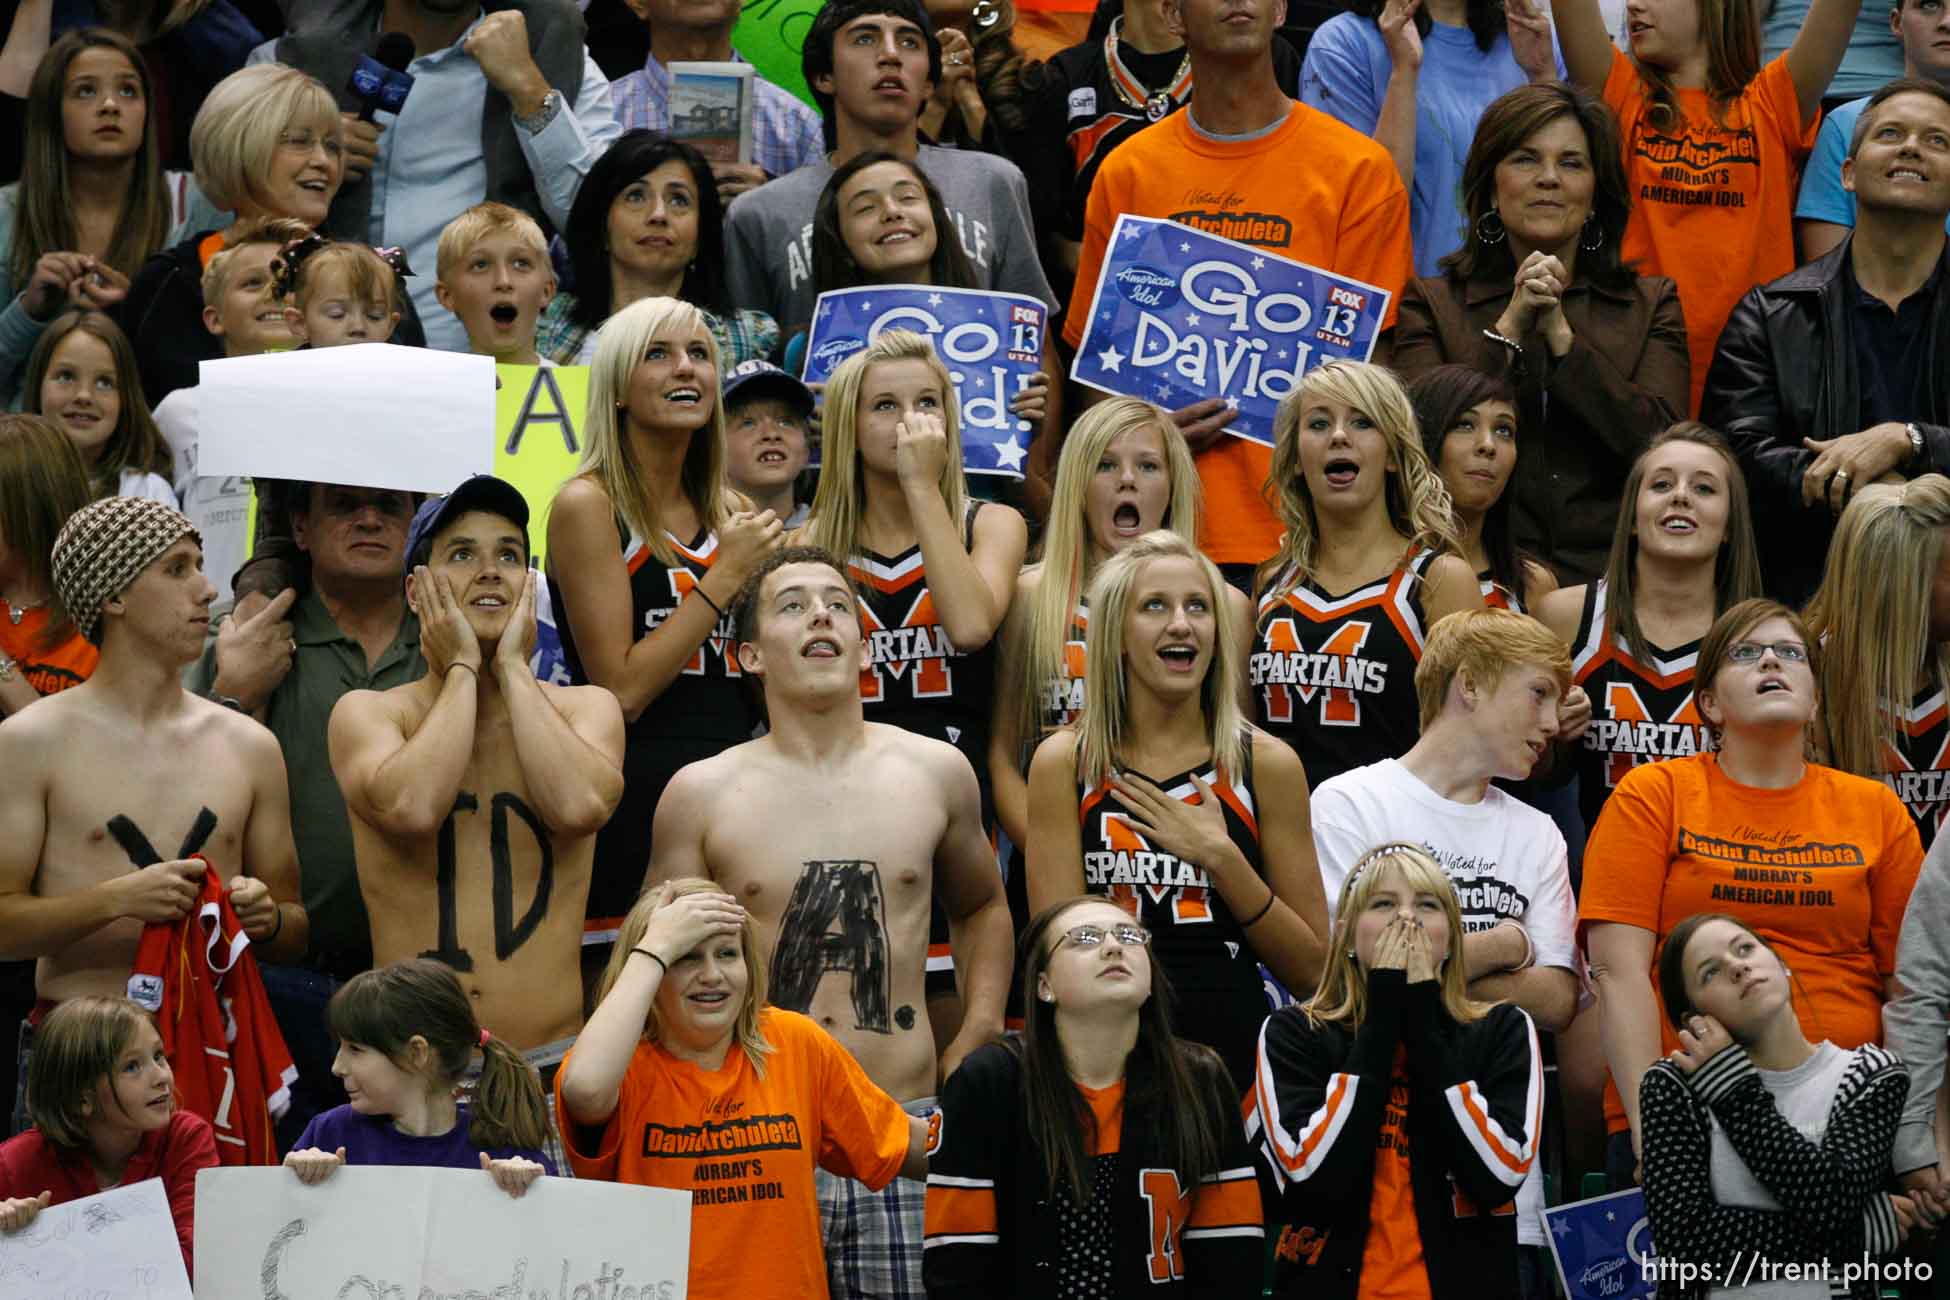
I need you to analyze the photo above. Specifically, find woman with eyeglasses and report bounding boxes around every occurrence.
[1249,842,1543,1300]
[1026,530,1329,1092]
[1579,598,1922,1190]
[922,895,1263,1298]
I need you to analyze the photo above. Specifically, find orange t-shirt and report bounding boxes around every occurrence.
[1361,1047,1432,1300]
[1063,101,1413,566]
[1578,753,1920,1132]
[1602,48,1817,415]
[0,607,97,696]
[553,1008,912,1300]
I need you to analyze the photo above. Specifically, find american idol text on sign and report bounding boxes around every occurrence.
[801,285,1047,479]
[1069,215,1391,448]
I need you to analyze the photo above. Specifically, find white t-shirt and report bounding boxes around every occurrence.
[1705,1041,1854,1300]
[1310,756,1578,1245]
[152,386,250,604]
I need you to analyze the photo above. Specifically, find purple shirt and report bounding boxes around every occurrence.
[295,1104,556,1175]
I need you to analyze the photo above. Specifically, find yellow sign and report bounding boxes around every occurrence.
[493,364,590,571]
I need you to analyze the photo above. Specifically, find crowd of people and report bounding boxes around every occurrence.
[0,0,1944,1295]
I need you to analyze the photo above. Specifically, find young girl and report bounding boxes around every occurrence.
[1408,365,1555,612]
[0,997,219,1277]
[922,895,1263,1296]
[555,879,926,1300]
[270,234,407,349]
[1582,600,1921,1191]
[547,296,783,943]
[1027,530,1327,1089]
[0,29,189,405]
[23,309,173,505]
[1640,914,1914,1299]
[281,960,552,1196]
[1804,477,1950,848]
[1250,843,1542,1300]
[1555,0,1859,413]
[1252,359,1481,791]
[804,153,1057,497]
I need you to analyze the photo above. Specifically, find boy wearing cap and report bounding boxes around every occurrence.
[0,497,308,1010]
[329,477,624,1083]
[722,360,815,527]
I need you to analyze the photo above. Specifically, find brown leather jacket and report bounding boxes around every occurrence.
[1392,270,1690,584]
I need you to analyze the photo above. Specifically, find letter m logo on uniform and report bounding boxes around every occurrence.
[1261,618,1371,727]
[1099,812,1211,924]
[1600,682,1702,788]
[858,591,952,701]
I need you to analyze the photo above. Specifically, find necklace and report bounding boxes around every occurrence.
[2,594,46,625]
[1103,16,1192,122]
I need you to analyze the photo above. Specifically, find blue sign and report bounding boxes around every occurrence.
[801,286,1046,479]
[1542,1188,1658,1300]
[1070,215,1391,448]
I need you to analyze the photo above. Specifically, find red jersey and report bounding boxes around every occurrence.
[127,863,295,1166]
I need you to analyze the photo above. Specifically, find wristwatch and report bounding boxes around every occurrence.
[0,652,17,683]
[1907,422,1926,467]
[514,88,563,134]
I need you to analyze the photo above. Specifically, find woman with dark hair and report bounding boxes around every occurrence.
[917,0,1044,152]
[537,130,775,367]
[1581,599,1921,1190]
[1637,912,1913,1299]
[1394,80,1689,585]
[0,29,187,404]
[1301,0,1558,275]
[1407,364,1554,612]
[922,895,1263,1297]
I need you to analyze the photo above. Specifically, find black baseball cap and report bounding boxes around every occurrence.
[403,474,531,576]
[721,359,816,417]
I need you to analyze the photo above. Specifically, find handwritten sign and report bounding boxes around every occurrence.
[0,1180,191,1300]
[802,286,1045,479]
[1542,1187,1657,1300]
[1070,214,1391,448]
[195,1166,691,1299]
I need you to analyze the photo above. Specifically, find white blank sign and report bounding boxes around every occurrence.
[197,345,496,492]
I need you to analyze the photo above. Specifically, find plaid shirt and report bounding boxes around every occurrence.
[536,293,779,368]
[608,50,824,180]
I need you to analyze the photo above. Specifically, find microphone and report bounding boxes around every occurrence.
[349,33,417,123]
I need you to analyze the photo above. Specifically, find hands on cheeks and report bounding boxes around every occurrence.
[481,1152,546,1198]
[0,1191,50,1233]
[493,570,539,677]
[1669,1013,1734,1074]
[1367,915,1438,984]
[283,1146,347,1185]
[411,566,484,678]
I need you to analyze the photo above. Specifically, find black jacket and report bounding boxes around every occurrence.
[1701,237,1950,604]
[923,1040,1264,1299]
[1249,971,1541,1300]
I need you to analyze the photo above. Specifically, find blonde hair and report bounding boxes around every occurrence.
[1305,843,1491,1030]
[600,878,774,1077]
[436,201,549,282]
[189,65,340,215]
[1805,476,1950,779]
[1260,360,1460,597]
[1012,398,1200,759]
[1414,608,1573,731]
[578,296,732,568]
[805,331,969,560]
[1076,531,1250,789]
[199,216,312,307]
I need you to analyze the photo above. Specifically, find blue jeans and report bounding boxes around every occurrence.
[258,962,344,1155]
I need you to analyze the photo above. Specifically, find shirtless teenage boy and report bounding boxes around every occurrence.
[649,545,1012,1300]
[0,498,306,1078]
[329,477,624,1063]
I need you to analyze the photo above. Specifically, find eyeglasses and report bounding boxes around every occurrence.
[1060,923,1152,950]
[1726,640,1809,665]
[277,129,342,156]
